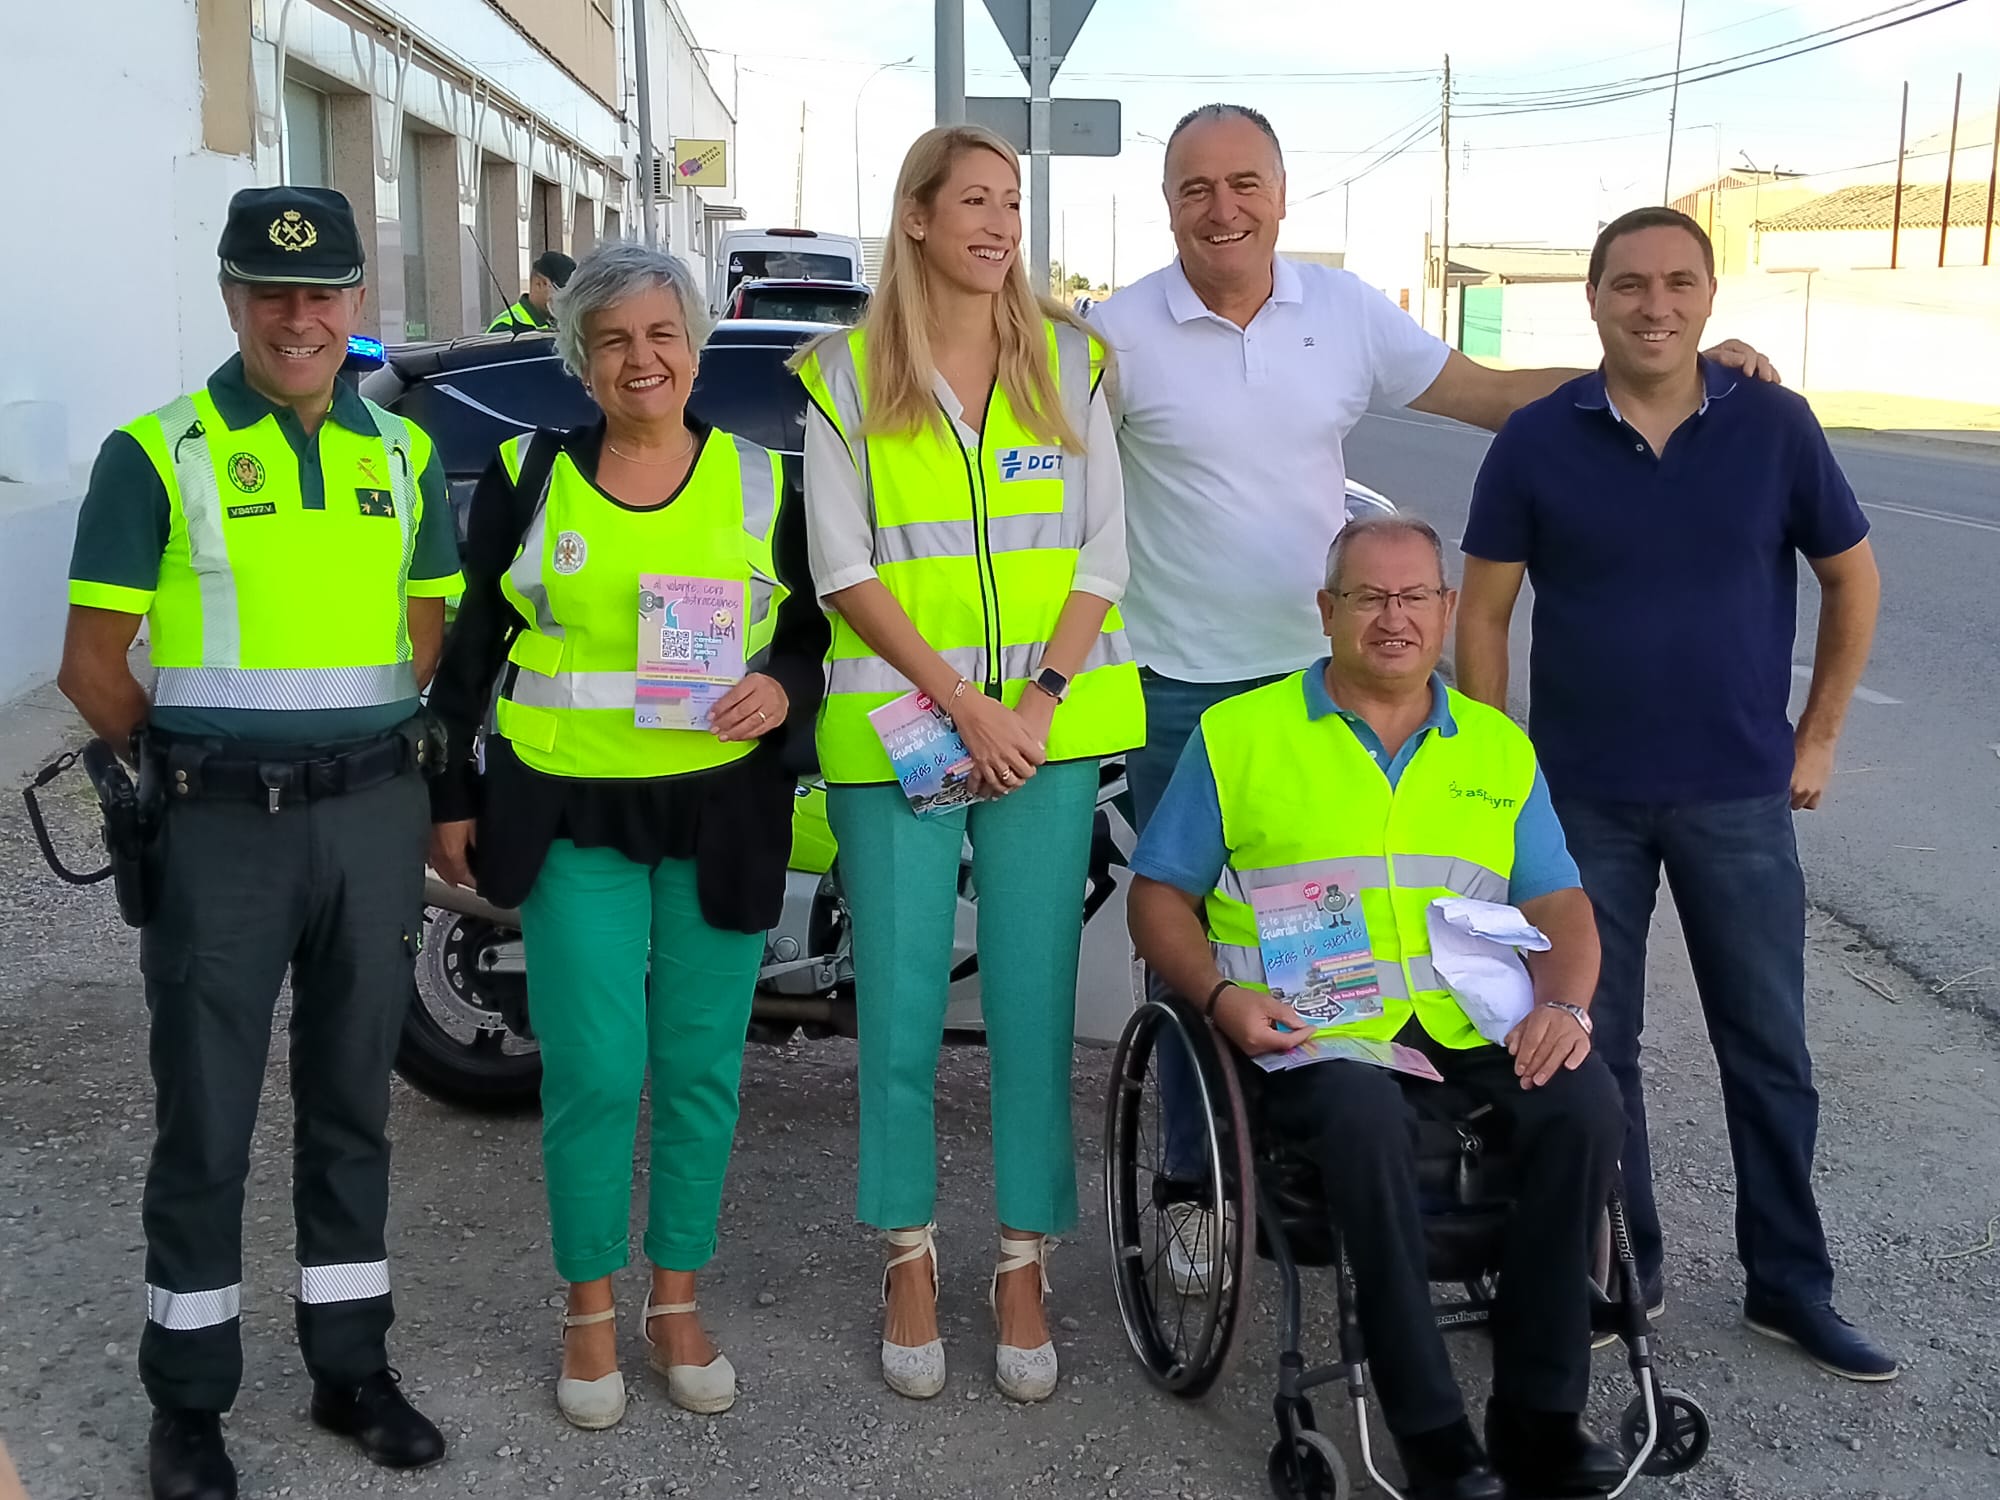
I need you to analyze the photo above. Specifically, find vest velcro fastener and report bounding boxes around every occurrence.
[507,628,565,678]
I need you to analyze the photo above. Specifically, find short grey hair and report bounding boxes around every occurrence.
[551,241,711,378]
[1164,103,1285,173]
[1324,514,1448,592]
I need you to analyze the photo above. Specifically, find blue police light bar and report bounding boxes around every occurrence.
[345,334,386,365]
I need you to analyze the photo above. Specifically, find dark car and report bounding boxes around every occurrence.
[356,320,838,536]
[725,278,871,326]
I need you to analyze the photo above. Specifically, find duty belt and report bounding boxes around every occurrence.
[153,714,439,813]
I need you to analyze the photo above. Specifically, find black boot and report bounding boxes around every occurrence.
[1485,1398,1626,1497]
[1393,1416,1506,1500]
[147,1409,237,1500]
[309,1369,447,1469]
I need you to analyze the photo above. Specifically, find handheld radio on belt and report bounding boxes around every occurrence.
[23,738,162,927]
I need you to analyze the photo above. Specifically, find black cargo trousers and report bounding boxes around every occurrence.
[136,760,428,1413]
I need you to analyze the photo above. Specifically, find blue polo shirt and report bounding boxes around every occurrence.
[1130,664,1579,903]
[1463,360,1869,803]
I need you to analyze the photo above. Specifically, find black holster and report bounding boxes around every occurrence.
[22,736,164,928]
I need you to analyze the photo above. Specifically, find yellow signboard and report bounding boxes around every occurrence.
[671,138,728,188]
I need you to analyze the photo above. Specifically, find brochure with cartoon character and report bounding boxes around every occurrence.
[867,690,977,818]
[1248,871,1385,1028]
[636,574,746,731]
[1251,1034,1445,1081]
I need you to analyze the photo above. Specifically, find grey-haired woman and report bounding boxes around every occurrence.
[425,243,825,1429]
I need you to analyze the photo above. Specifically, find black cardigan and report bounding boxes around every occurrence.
[425,419,829,932]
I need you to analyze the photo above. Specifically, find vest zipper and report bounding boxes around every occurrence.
[941,382,1005,696]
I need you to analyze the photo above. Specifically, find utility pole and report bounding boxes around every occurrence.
[1029,0,1052,293]
[935,0,964,124]
[631,0,656,246]
[1891,83,1909,270]
[794,100,807,229]
[1984,85,1998,267]
[1940,72,1962,268]
[1110,194,1117,291]
[1662,0,1687,201]
[1439,53,1451,342]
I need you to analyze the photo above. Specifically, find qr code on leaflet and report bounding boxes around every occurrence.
[660,627,695,662]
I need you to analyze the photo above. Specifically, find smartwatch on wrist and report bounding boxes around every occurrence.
[1542,1001,1592,1035]
[1031,666,1070,703]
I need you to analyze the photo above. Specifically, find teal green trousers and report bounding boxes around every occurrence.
[518,842,764,1282]
[827,760,1098,1235]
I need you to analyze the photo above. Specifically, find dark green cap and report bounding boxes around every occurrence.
[218,186,366,287]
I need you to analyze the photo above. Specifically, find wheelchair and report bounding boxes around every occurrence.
[1102,995,1713,1500]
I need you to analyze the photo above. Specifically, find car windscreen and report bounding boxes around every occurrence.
[382,352,598,478]
[724,249,853,296]
[687,342,809,456]
[739,289,867,326]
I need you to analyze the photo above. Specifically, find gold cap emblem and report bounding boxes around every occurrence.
[268,209,319,253]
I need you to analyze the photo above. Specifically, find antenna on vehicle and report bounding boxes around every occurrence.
[463,223,523,339]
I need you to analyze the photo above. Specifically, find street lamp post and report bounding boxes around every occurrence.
[854,56,915,240]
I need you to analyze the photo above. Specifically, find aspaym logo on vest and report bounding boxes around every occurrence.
[553,530,588,575]
[228,453,266,493]
[996,446,1063,481]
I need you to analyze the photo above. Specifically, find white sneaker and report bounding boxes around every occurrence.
[991,1233,1058,1403]
[881,1225,947,1400]
[1164,1202,1233,1296]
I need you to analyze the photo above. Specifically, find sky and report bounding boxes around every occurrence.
[671,0,2000,293]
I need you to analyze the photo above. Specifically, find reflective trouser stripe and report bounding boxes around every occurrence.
[824,629,1132,697]
[298,1261,391,1304]
[153,662,416,711]
[147,1284,242,1331]
[1210,943,1436,997]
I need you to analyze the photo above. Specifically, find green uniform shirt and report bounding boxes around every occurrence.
[487,298,552,332]
[68,355,463,746]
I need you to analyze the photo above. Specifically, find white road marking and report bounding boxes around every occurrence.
[1859,499,2000,535]
[1792,664,1899,704]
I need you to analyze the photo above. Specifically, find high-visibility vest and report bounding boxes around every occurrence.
[488,300,548,333]
[795,320,1144,784]
[1202,673,1540,1051]
[117,388,428,712]
[492,429,786,779]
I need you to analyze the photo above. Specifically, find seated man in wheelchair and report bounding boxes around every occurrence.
[1128,515,1629,1500]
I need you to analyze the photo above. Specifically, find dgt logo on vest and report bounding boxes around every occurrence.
[996,447,1063,482]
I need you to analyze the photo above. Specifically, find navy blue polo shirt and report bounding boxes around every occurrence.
[1463,360,1869,803]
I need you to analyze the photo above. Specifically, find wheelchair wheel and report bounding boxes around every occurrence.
[1266,1426,1350,1500]
[1620,1387,1711,1475]
[1103,996,1254,1399]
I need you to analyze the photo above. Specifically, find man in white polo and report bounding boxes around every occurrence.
[1089,102,1776,830]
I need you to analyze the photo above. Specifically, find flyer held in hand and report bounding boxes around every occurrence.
[868,689,978,818]
[636,574,746,731]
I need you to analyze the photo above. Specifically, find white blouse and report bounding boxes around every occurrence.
[802,371,1130,606]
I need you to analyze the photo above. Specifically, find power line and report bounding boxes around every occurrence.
[1456,2,1802,83]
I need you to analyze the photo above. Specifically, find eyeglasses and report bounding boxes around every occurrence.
[1331,586,1446,613]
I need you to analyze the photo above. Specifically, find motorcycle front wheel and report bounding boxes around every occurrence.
[396,908,545,1112]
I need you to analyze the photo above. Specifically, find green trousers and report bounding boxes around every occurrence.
[827,760,1097,1236]
[518,842,764,1282]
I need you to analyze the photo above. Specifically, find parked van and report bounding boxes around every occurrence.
[709,227,866,314]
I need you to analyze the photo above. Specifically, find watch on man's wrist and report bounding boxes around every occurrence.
[1031,666,1070,703]
[1542,1001,1592,1035]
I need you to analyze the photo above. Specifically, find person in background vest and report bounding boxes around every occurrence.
[487,250,576,332]
[1127,516,1629,1500]
[59,186,461,1500]
[426,242,826,1431]
[792,124,1144,1405]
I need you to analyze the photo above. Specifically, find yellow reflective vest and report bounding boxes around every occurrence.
[492,429,786,779]
[488,299,550,333]
[115,388,433,713]
[795,320,1144,784]
[1202,673,1541,1051]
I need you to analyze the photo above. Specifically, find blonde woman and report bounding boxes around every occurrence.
[794,125,1144,1403]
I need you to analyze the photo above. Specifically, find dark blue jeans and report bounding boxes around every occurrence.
[1551,791,1834,1308]
[1129,669,1284,1178]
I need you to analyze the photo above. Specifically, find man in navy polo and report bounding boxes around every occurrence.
[1455,206,1891,1381]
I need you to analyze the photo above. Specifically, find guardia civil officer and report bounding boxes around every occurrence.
[58,186,462,1500]
[487,250,576,332]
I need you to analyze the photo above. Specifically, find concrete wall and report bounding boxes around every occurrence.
[1492,266,2000,407]
[1758,223,2000,273]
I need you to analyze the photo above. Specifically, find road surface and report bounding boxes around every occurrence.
[1345,408,2000,1014]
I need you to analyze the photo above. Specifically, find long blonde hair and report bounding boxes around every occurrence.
[795,124,1098,449]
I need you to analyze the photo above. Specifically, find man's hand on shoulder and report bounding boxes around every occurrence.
[1702,338,1783,384]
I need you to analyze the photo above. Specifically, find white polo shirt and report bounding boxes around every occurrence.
[1088,256,1451,682]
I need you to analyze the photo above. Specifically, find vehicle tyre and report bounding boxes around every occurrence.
[395,909,543,1111]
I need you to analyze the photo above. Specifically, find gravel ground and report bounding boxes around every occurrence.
[2,689,1998,1500]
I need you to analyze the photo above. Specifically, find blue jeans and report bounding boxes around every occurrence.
[1129,669,1283,1178]
[1552,792,1834,1308]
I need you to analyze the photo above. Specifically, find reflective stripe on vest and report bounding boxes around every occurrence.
[796,320,1144,782]
[1201,675,1539,1052]
[494,429,786,779]
[134,389,422,712]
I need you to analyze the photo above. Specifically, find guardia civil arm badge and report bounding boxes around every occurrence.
[268,209,319,252]
[228,452,267,492]
[553,531,587,575]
